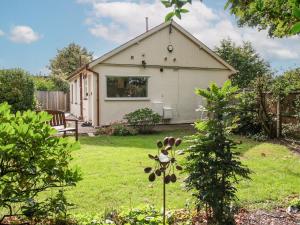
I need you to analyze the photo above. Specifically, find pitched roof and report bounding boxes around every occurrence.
[89,20,236,73]
[67,20,236,80]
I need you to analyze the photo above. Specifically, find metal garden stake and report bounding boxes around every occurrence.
[144,137,183,225]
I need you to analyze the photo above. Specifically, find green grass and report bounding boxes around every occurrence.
[64,130,300,214]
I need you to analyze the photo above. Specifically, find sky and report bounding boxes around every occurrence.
[0,0,299,75]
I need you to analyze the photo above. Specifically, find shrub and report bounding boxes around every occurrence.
[289,198,300,209]
[33,76,56,91]
[281,123,300,139]
[0,68,35,113]
[185,81,251,225]
[234,91,262,135]
[33,74,70,93]
[111,123,137,136]
[249,132,269,142]
[124,108,161,134]
[119,206,164,224]
[72,214,105,225]
[0,102,81,222]
[72,206,197,225]
[97,122,137,136]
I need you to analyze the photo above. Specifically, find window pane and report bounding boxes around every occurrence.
[74,80,78,103]
[84,78,88,98]
[71,84,73,103]
[107,76,148,98]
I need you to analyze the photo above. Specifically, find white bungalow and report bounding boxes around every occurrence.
[67,21,236,127]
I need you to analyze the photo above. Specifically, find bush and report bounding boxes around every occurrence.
[119,206,164,224]
[0,103,81,222]
[234,91,262,135]
[97,122,137,136]
[185,81,251,225]
[249,132,269,142]
[124,108,161,134]
[289,198,300,209]
[33,76,56,91]
[0,68,35,113]
[73,205,173,225]
[72,214,105,225]
[282,123,300,139]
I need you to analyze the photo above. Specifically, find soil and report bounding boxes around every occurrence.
[172,208,300,225]
[234,208,300,225]
[2,209,300,224]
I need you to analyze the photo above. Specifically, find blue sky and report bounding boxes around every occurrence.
[0,0,299,75]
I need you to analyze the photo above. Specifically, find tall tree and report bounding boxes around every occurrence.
[215,39,272,88]
[161,0,300,36]
[48,43,93,92]
[49,43,93,77]
[225,0,300,37]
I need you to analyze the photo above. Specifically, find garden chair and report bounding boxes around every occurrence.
[44,110,79,141]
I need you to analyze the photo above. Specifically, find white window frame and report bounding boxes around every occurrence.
[71,83,74,104]
[83,76,88,99]
[74,79,78,104]
[105,75,150,101]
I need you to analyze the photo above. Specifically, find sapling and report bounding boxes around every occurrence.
[185,80,251,225]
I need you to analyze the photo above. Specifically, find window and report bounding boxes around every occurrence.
[74,80,78,103]
[107,76,148,98]
[71,84,73,104]
[84,76,88,99]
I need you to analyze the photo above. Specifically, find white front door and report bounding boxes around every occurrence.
[88,75,93,122]
[82,75,89,121]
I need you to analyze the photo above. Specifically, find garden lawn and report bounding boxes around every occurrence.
[64,130,300,214]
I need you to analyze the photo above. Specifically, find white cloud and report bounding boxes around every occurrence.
[0,29,4,36]
[9,26,41,44]
[268,49,298,59]
[79,0,300,63]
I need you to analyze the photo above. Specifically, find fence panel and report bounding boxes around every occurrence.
[36,91,70,112]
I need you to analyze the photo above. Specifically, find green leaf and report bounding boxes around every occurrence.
[194,121,208,131]
[175,9,182,19]
[291,21,300,34]
[180,8,189,13]
[161,0,172,8]
[256,0,264,10]
[224,0,231,10]
[293,7,300,19]
[165,11,175,21]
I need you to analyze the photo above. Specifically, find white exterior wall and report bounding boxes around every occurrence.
[103,26,226,69]
[94,65,230,126]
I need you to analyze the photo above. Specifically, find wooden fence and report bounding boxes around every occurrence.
[237,89,300,138]
[36,91,70,112]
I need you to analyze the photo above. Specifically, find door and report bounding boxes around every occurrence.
[88,74,93,122]
[82,75,89,121]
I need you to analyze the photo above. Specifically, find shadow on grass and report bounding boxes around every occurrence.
[229,135,262,155]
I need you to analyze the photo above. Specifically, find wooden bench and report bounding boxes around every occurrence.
[45,110,79,141]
